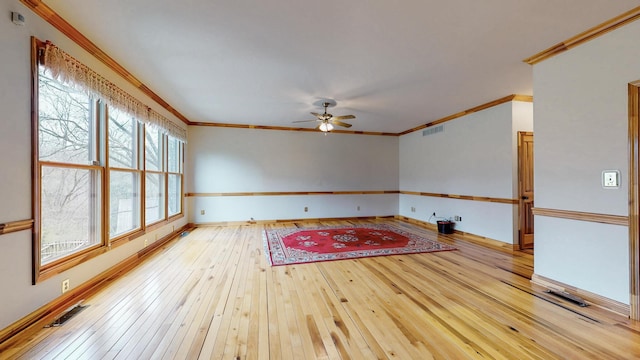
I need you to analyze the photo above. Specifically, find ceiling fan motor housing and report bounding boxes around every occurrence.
[292,99,355,130]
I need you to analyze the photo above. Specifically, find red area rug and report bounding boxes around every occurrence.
[263,224,456,266]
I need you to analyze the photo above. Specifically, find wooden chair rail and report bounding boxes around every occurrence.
[401,191,518,204]
[532,207,628,226]
[185,191,399,197]
[0,219,34,235]
[185,191,517,205]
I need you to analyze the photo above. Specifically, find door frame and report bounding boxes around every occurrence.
[628,82,640,320]
[518,131,534,250]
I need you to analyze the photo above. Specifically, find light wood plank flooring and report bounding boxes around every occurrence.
[3,219,640,359]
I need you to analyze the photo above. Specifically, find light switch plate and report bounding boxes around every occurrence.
[602,170,620,188]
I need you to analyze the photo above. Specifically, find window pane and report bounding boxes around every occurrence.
[41,166,101,264]
[168,136,179,173]
[38,67,93,164]
[145,127,162,171]
[110,170,140,237]
[168,174,181,216]
[109,107,137,169]
[145,173,164,224]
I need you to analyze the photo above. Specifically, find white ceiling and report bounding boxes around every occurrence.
[44,0,640,133]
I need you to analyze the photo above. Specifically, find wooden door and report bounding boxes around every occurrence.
[518,132,534,249]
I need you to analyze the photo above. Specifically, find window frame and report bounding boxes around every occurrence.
[106,105,145,244]
[144,126,166,226]
[33,53,107,280]
[167,136,184,218]
[31,38,185,283]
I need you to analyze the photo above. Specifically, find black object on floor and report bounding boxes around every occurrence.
[45,303,89,327]
[545,289,588,307]
[437,220,454,234]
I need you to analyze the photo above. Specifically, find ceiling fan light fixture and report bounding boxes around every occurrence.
[293,100,354,132]
[319,122,333,132]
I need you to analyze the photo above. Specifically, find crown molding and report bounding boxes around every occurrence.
[188,122,399,136]
[193,94,532,136]
[524,6,640,65]
[22,1,534,136]
[20,0,192,126]
[398,94,532,136]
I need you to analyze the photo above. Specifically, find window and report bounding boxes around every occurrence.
[33,39,185,282]
[108,107,142,238]
[145,127,165,224]
[143,131,184,224]
[38,67,103,265]
[167,136,183,217]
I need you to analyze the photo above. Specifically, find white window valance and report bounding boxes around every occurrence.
[41,40,187,142]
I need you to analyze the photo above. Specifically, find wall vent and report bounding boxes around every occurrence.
[45,303,89,327]
[422,125,444,136]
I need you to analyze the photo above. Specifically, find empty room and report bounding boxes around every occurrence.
[2,0,640,359]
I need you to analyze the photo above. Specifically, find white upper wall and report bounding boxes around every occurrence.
[532,19,640,304]
[186,127,400,223]
[0,3,35,223]
[400,102,516,198]
[187,127,399,193]
[398,101,533,244]
[511,101,534,195]
[533,23,637,215]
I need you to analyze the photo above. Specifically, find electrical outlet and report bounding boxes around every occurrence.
[200,209,205,215]
[144,239,148,247]
[454,216,462,221]
[61,279,70,294]
[411,207,416,212]
[357,205,360,211]
[304,206,308,212]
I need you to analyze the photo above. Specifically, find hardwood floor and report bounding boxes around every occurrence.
[3,219,640,359]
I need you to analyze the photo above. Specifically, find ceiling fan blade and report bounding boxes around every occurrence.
[310,112,323,118]
[292,119,319,123]
[331,120,352,128]
[331,115,355,121]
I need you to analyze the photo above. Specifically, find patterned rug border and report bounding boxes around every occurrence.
[263,224,456,266]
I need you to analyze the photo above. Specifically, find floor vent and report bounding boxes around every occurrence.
[545,289,588,307]
[422,125,444,136]
[45,303,89,328]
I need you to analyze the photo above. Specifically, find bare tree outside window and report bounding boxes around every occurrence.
[33,39,185,280]
[145,127,161,172]
[38,71,91,164]
[145,127,164,224]
[108,107,141,237]
[108,107,136,169]
[38,68,101,263]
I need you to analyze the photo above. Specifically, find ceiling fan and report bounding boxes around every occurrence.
[293,101,355,132]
